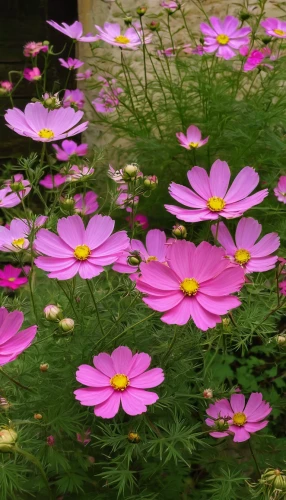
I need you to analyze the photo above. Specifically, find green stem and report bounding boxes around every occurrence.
[162,326,178,363]
[86,279,105,337]
[10,446,52,497]
[248,440,261,476]
[96,312,155,350]
[63,42,75,90]
[0,367,32,391]
[56,280,79,321]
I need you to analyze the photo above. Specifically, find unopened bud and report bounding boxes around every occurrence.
[143,175,158,190]
[9,181,25,192]
[34,413,43,420]
[172,224,187,239]
[261,468,286,492]
[60,197,75,212]
[137,6,147,16]
[0,88,8,96]
[127,251,142,266]
[222,317,230,330]
[215,418,229,431]
[42,40,50,46]
[203,388,213,399]
[87,455,95,463]
[124,15,133,26]
[0,397,10,410]
[122,163,139,181]
[276,334,286,346]
[43,304,62,322]
[262,36,272,45]
[0,428,17,451]
[128,431,140,443]
[148,21,160,31]
[239,10,251,21]
[47,435,55,446]
[40,363,49,372]
[59,318,75,333]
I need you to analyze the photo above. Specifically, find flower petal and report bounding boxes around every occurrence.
[225,167,259,203]
[187,167,211,200]
[74,386,113,405]
[57,215,85,248]
[230,394,245,413]
[94,392,121,418]
[93,353,115,377]
[130,368,164,388]
[235,218,262,248]
[111,346,133,374]
[75,364,110,387]
[209,160,231,198]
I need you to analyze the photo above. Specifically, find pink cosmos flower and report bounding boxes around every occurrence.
[47,20,98,42]
[261,18,286,38]
[126,214,149,230]
[183,45,205,55]
[136,240,245,330]
[23,67,41,81]
[243,48,274,71]
[0,219,32,252]
[0,180,31,209]
[211,218,279,273]
[76,429,91,446]
[279,280,286,296]
[92,81,123,113]
[95,23,152,50]
[58,57,84,70]
[176,125,209,150]
[34,214,129,280]
[0,307,37,365]
[274,176,286,204]
[116,185,139,212]
[239,45,249,57]
[74,346,164,418]
[113,229,167,277]
[108,165,124,184]
[4,173,25,186]
[0,81,13,93]
[52,140,88,161]
[39,173,67,189]
[5,102,88,142]
[74,192,99,215]
[63,89,85,110]
[0,265,28,290]
[65,165,94,182]
[161,1,178,11]
[47,435,55,446]
[206,392,272,442]
[157,47,177,57]
[200,16,251,60]
[165,160,268,222]
[76,69,93,81]
[23,41,48,57]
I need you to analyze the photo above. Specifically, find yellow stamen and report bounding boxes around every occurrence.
[110,373,129,391]
[234,248,251,265]
[180,278,199,296]
[232,412,247,426]
[146,256,158,262]
[38,128,54,139]
[207,196,226,212]
[12,238,25,249]
[114,35,130,45]
[216,34,229,45]
[8,277,16,282]
[74,244,91,261]
[273,29,285,36]
[189,142,199,148]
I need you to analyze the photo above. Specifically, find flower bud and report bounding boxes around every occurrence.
[124,15,133,26]
[34,413,43,420]
[0,397,10,410]
[172,224,187,239]
[143,175,158,190]
[128,431,140,443]
[203,388,213,399]
[214,418,229,431]
[47,435,55,446]
[59,318,75,333]
[148,21,160,31]
[9,181,25,192]
[87,455,95,464]
[40,363,49,372]
[137,6,147,16]
[127,251,142,267]
[122,164,139,181]
[42,40,50,46]
[222,317,231,330]
[276,334,286,346]
[199,37,204,45]
[239,11,251,21]
[60,196,75,213]
[262,36,272,45]
[0,428,17,451]
[261,468,286,492]
[43,304,63,322]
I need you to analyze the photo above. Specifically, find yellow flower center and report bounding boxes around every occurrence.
[110,373,130,391]
[146,256,158,262]
[273,29,285,36]
[180,278,199,296]
[232,412,247,426]
[38,128,54,139]
[12,238,25,248]
[114,35,130,45]
[189,142,199,148]
[216,34,230,45]
[234,248,251,265]
[207,196,226,212]
[8,278,16,282]
[74,244,91,261]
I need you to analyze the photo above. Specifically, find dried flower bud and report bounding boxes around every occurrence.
[172,224,187,239]
[87,455,95,464]
[239,11,251,21]
[137,6,147,16]
[222,317,231,330]
[261,36,272,45]
[43,304,63,322]
[127,251,142,267]
[148,21,160,31]
[40,363,49,372]
[128,431,140,443]
[203,388,213,399]
[122,163,139,181]
[59,318,75,333]
[143,175,158,190]
[0,428,17,451]
[34,413,43,420]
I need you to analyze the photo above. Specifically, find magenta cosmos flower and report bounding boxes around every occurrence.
[23,67,41,81]
[113,229,167,277]
[0,307,37,365]
[0,81,13,93]
[206,392,272,442]
[58,57,84,70]
[274,175,286,204]
[74,192,99,215]
[176,125,209,150]
[39,173,67,189]
[126,214,149,231]
[76,69,93,81]
[0,265,28,290]
[53,140,88,161]
[23,41,48,57]
[95,23,152,49]
[63,89,85,110]
[211,218,279,273]
[165,160,268,223]
[161,1,178,12]
[0,184,31,209]
[5,102,88,142]
[34,214,129,280]
[261,18,286,38]
[74,346,164,418]
[200,16,251,59]
[136,240,245,330]
[47,20,98,42]
[0,219,31,252]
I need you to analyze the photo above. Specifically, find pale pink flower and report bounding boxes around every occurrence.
[23,67,41,81]
[200,16,251,60]
[34,214,129,280]
[126,214,149,230]
[211,218,279,273]
[176,125,209,150]
[76,69,93,80]
[0,183,31,209]
[165,160,268,222]
[0,218,35,252]
[4,173,25,186]
[53,140,88,161]
[74,346,164,418]
[5,102,88,142]
[95,23,152,49]
[74,192,99,215]
[0,81,13,93]
[274,175,286,204]
[58,57,84,70]
[183,45,205,55]
[47,20,98,42]
[108,165,124,184]
[39,173,67,189]
[113,229,167,277]
[206,392,272,442]
[157,47,177,57]
[46,435,55,446]
[136,240,244,330]
[0,307,37,365]
[63,89,85,110]
[116,184,139,212]
[92,78,123,113]
[23,41,48,57]
[0,265,28,290]
[261,18,286,38]
[279,280,286,296]
[161,1,178,12]
[76,429,91,446]
[65,165,94,182]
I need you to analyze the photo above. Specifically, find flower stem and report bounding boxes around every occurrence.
[86,279,105,337]
[248,440,261,476]
[162,326,178,363]
[0,367,33,392]
[10,446,52,497]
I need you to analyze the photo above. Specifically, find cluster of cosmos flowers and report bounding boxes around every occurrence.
[0,11,285,436]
